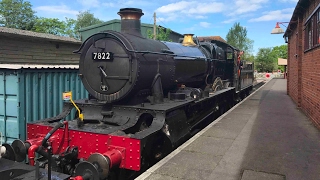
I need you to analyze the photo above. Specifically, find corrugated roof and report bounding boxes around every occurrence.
[0,27,81,44]
[79,19,183,37]
[0,64,79,69]
[79,19,156,32]
[79,19,120,32]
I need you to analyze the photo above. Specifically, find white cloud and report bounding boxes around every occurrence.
[194,15,207,19]
[77,0,99,8]
[183,26,196,33]
[102,0,155,8]
[155,0,269,22]
[249,8,294,22]
[222,18,238,24]
[282,8,295,13]
[187,2,225,14]
[155,1,225,22]
[102,2,116,7]
[120,0,154,6]
[34,5,78,16]
[199,22,211,28]
[181,21,213,33]
[229,0,269,16]
[156,1,192,14]
[157,15,178,22]
[279,0,298,3]
[156,1,225,14]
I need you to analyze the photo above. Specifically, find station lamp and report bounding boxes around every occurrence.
[271,22,289,34]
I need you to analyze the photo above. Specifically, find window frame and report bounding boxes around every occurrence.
[304,5,320,52]
[317,10,320,45]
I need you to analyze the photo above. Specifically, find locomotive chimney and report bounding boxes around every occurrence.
[182,34,196,46]
[118,8,144,37]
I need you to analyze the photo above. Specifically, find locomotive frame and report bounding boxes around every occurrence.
[0,8,254,180]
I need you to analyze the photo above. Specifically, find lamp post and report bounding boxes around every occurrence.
[271,22,289,34]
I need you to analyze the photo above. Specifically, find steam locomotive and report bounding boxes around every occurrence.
[0,8,254,180]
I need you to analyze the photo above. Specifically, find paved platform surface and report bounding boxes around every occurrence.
[136,79,320,180]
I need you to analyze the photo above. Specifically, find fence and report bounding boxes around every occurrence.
[255,72,285,79]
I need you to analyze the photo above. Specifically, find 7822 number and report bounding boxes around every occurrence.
[92,52,113,60]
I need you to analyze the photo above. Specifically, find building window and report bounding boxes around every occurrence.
[309,18,313,48]
[317,10,320,44]
[304,7,320,50]
[305,18,313,50]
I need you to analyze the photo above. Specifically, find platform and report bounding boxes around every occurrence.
[136,79,320,180]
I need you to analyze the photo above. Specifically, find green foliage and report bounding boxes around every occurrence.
[270,44,287,72]
[147,30,153,39]
[32,18,66,36]
[64,17,77,39]
[71,11,103,39]
[148,26,172,41]
[254,45,287,72]
[245,53,255,63]
[271,44,287,59]
[226,22,254,60]
[255,48,277,72]
[226,22,250,50]
[156,27,171,41]
[33,11,103,40]
[0,1,103,40]
[0,0,36,30]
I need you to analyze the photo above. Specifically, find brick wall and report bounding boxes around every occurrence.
[288,26,299,105]
[0,36,81,64]
[302,48,320,128]
[288,0,320,128]
[287,14,303,107]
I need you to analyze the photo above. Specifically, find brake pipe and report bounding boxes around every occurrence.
[28,144,39,166]
[41,121,67,147]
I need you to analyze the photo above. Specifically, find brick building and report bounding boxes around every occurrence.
[0,27,81,64]
[284,0,320,128]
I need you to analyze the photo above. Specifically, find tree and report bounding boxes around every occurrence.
[0,0,36,30]
[147,26,172,41]
[270,44,287,72]
[255,48,277,72]
[32,18,66,36]
[245,53,255,63]
[64,17,77,38]
[69,11,103,40]
[226,22,254,60]
[271,45,287,59]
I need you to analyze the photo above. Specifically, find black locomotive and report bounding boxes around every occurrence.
[0,8,254,180]
[77,8,252,104]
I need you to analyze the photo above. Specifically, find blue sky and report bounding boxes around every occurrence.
[29,0,298,55]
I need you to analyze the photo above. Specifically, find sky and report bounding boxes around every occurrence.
[29,0,298,55]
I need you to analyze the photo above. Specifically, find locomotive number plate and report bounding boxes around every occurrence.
[92,52,113,60]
